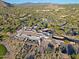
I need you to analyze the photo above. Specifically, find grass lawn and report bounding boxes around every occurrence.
[0,44,7,59]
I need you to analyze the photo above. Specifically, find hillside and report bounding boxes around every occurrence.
[0,1,79,40]
[0,3,79,36]
[0,0,13,7]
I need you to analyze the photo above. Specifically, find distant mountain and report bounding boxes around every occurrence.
[15,3,65,9]
[15,3,55,7]
[15,2,79,7]
[0,0,13,7]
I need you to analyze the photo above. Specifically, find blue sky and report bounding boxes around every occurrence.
[5,0,79,4]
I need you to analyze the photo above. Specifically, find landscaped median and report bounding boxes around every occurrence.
[0,44,7,59]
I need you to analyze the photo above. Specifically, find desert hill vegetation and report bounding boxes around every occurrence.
[0,1,79,39]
